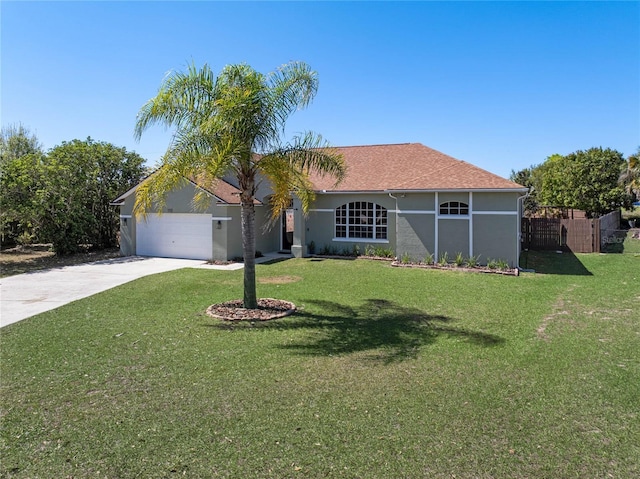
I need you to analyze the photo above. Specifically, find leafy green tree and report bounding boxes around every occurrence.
[535,154,567,208]
[134,62,345,308]
[0,124,45,244]
[38,138,146,255]
[509,166,539,215]
[537,148,627,217]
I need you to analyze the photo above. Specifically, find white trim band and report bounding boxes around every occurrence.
[472,211,518,215]
[332,238,389,244]
[212,217,233,221]
[394,210,436,215]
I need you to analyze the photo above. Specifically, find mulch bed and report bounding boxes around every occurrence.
[206,298,296,321]
[391,261,519,276]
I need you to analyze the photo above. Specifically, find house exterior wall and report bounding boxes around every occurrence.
[303,190,521,267]
[305,193,397,255]
[116,180,522,265]
[472,214,518,265]
[438,219,470,259]
[117,182,276,261]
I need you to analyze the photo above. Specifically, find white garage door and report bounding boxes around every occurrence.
[136,213,213,260]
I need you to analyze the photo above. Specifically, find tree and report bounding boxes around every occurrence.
[0,124,45,244]
[533,148,627,217]
[509,166,539,215]
[619,147,640,202]
[38,138,146,254]
[134,62,345,309]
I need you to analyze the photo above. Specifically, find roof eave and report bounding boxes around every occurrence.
[316,187,530,194]
[385,187,530,193]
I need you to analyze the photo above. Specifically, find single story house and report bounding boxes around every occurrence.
[111,143,528,267]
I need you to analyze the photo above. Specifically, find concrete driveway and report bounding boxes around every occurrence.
[0,256,235,328]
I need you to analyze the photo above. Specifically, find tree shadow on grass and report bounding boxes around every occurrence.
[520,250,592,276]
[208,299,505,363]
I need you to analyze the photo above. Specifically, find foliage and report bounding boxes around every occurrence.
[509,165,540,215]
[2,255,639,477]
[536,148,628,217]
[619,147,640,201]
[134,61,344,308]
[438,251,449,266]
[454,251,465,266]
[424,250,435,265]
[0,125,45,244]
[1,127,145,253]
[465,254,480,268]
[400,251,411,264]
[38,138,146,255]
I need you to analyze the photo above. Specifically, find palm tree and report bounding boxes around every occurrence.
[619,148,640,201]
[134,62,345,309]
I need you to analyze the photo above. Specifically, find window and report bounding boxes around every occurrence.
[336,202,387,239]
[439,201,469,215]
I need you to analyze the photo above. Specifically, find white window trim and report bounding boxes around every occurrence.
[438,201,470,216]
[335,202,388,241]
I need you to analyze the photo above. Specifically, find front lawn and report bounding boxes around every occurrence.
[1,253,639,478]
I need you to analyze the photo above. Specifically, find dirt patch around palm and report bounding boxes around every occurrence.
[206,298,296,321]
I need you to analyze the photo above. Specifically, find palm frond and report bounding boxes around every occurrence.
[133,165,187,218]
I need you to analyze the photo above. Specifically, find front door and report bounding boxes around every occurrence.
[281,208,294,251]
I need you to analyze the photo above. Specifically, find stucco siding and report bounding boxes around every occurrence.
[395,193,436,211]
[255,207,280,255]
[119,217,134,256]
[438,219,470,259]
[311,193,395,211]
[305,211,335,251]
[473,192,519,211]
[473,215,518,266]
[396,213,435,261]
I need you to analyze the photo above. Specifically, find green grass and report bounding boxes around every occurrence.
[1,254,639,478]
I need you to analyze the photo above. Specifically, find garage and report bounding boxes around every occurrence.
[136,213,213,260]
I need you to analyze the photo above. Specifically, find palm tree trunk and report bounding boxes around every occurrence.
[240,183,258,309]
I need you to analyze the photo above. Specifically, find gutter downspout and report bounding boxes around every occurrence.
[388,192,399,260]
[517,188,533,272]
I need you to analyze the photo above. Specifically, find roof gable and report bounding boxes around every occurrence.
[308,143,525,192]
[111,173,260,206]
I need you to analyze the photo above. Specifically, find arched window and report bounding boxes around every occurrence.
[335,202,387,239]
[439,201,469,215]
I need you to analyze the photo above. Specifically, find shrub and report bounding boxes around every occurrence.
[438,252,449,266]
[401,252,411,264]
[454,252,465,267]
[465,255,480,268]
[496,258,509,270]
[424,251,434,265]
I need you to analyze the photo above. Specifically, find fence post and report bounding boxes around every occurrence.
[593,218,601,253]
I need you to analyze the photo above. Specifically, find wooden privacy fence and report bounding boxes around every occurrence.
[521,211,621,253]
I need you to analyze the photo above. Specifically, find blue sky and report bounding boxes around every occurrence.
[2,1,638,178]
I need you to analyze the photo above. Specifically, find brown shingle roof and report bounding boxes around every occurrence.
[192,177,261,205]
[309,143,525,192]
